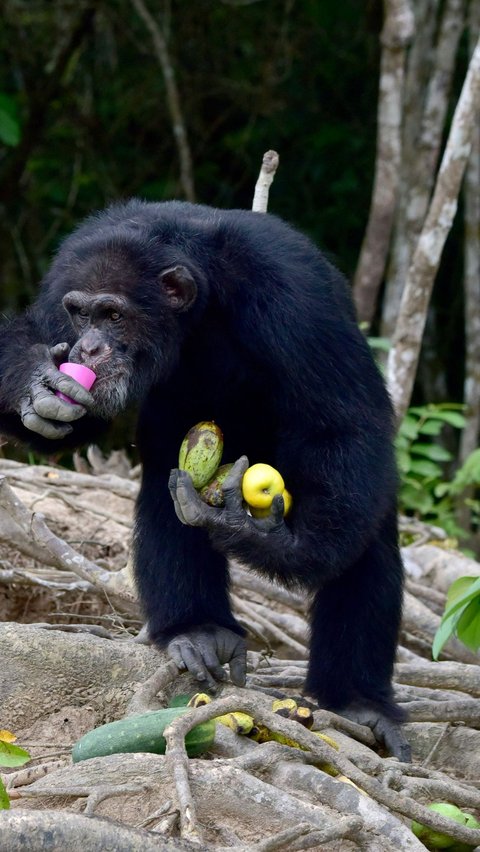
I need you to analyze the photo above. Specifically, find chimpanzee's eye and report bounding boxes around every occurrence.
[78,308,89,319]
[110,311,122,322]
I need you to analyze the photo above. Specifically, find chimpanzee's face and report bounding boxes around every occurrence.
[60,245,198,419]
[62,289,143,419]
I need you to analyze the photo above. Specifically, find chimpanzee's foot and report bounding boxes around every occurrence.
[339,702,411,762]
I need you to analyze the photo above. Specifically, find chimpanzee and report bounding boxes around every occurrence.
[0,199,410,759]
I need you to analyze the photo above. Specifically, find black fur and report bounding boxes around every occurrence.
[0,199,404,719]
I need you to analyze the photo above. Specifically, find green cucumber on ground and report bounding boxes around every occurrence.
[168,693,193,708]
[72,707,215,763]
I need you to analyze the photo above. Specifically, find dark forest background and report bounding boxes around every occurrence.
[0,0,471,424]
[0,2,395,300]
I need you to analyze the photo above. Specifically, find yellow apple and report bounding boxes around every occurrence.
[282,488,293,516]
[249,487,293,519]
[242,463,285,509]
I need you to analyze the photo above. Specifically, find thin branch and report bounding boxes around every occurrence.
[129,0,195,201]
[252,150,280,213]
[0,5,96,208]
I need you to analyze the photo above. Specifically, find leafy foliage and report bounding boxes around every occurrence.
[433,575,480,658]
[397,405,480,658]
[396,404,466,536]
[0,729,30,810]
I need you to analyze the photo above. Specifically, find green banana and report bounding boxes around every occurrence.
[178,422,224,489]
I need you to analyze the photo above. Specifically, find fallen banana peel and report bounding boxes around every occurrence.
[272,698,298,714]
[188,694,254,735]
[335,775,369,796]
[215,712,255,735]
[187,695,364,791]
[188,692,212,707]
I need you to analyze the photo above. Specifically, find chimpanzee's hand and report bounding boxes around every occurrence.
[168,456,292,542]
[167,625,247,689]
[17,344,93,439]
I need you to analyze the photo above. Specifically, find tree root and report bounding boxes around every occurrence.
[162,690,480,848]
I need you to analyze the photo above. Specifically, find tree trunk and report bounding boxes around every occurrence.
[387,35,480,422]
[381,0,465,341]
[352,0,414,327]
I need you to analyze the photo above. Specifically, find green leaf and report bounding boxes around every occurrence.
[426,411,465,428]
[456,597,480,652]
[0,742,30,768]
[399,415,419,441]
[434,483,450,498]
[432,609,460,659]
[409,459,443,478]
[399,485,434,514]
[0,777,10,810]
[410,443,452,462]
[367,337,390,352]
[396,449,411,474]
[449,449,480,493]
[0,93,21,147]
[0,108,20,146]
[442,575,480,620]
[418,420,443,436]
[445,576,479,610]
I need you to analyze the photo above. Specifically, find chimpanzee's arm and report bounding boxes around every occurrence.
[134,462,247,689]
[168,452,388,590]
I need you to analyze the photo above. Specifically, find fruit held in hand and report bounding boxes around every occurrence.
[411,802,480,850]
[56,362,96,404]
[242,463,292,517]
[199,463,234,506]
[242,463,284,509]
[178,421,223,489]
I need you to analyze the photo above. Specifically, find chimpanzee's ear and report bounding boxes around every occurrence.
[160,265,197,312]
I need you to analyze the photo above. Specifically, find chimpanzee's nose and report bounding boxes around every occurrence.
[80,330,104,357]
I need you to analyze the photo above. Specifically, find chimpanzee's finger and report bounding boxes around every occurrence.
[32,386,88,422]
[375,719,412,763]
[172,469,210,526]
[223,456,249,520]
[45,367,94,408]
[251,493,285,533]
[49,342,71,364]
[228,644,247,686]
[167,639,189,672]
[199,645,228,682]
[168,470,189,524]
[20,408,73,439]
[177,643,217,689]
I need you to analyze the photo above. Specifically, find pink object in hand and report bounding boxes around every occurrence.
[56,362,96,404]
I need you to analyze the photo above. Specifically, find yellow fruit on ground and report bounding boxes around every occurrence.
[272,698,298,714]
[215,713,255,735]
[188,693,212,707]
[242,463,285,509]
